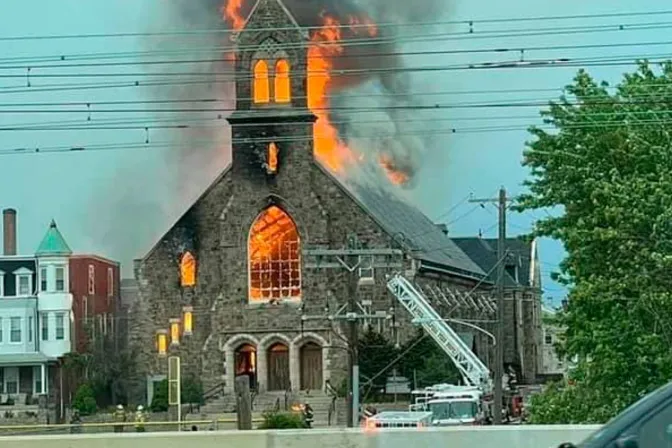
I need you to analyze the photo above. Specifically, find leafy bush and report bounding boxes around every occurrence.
[150,380,169,412]
[72,383,97,416]
[258,411,305,429]
[182,377,204,405]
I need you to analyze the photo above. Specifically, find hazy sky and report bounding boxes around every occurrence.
[1,0,668,306]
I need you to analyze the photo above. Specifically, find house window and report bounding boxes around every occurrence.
[253,60,270,104]
[107,268,114,296]
[55,313,65,340]
[28,316,33,342]
[10,317,21,343]
[83,296,88,322]
[41,314,49,341]
[248,205,301,302]
[55,267,65,292]
[88,264,95,295]
[40,267,48,292]
[358,256,374,281]
[4,368,18,394]
[545,333,553,345]
[33,366,42,395]
[0,271,4,296]
[274,59,291,103]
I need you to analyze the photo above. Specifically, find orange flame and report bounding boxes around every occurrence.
[379,155,409,185]
[222,0,245,30]
[221,1,408,185]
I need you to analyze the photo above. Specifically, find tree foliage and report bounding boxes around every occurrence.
[72,383,97,416]
[517,61,672,423]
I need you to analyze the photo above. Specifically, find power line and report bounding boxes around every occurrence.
[3,39,672,71]
[1,19,671,66]
[2,9,672,42]
[4,116,672,156]
[1,51,671,81]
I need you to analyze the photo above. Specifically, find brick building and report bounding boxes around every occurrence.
[69,255,120,353]
[129,0,532,402]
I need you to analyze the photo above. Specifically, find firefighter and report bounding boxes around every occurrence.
[113,404,126,433]
[135,405,147,432]
[303,403,314,428]
[70,409,82,434]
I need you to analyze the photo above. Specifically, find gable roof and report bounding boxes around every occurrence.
[348,183,486,278]
[35,220,72,257]
[451,237,534,287]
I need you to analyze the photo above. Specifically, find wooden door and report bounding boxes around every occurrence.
[267,343,290,391]
[300,343,323,391]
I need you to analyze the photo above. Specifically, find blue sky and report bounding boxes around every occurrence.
[0,0,669,306]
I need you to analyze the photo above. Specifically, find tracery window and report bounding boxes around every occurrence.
[248,206,301,302]
[253,60,270,104]
[274,59,291,103]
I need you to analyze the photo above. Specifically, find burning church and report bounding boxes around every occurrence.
[128,0,539,406]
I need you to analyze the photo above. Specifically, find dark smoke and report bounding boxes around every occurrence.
[88,0,452,275]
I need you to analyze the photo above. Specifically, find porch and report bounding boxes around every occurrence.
[0,353,53,406]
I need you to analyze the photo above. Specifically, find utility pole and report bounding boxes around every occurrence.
[469,187,509,425]
[303,237,403,427]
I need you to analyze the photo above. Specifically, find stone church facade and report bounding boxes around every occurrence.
[129,0,529,400]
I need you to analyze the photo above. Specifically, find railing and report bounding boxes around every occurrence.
[202,382,226,402]
[0,418,265,436]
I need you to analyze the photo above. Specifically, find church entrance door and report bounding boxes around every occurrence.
[234,344,257,390]
[267,343,290,391]
[300,342,323,391]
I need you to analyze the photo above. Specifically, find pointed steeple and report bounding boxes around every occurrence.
[239,0,307,38]
[36,220,72,257]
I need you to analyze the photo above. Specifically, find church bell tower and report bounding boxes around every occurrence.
[227,0,316,180]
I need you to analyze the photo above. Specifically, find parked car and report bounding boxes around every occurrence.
[559,381,672,448]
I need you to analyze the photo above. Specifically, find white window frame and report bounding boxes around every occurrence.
[55,266,65,292]
[55,313,65,341]
[9,317,21,343]
[0,270,5,297]
[88,264,95,295]
[0,316,3,342]
[358,255,375,280]
[40,267,48,292]
[107,267,114,297]
[13,267,33,297]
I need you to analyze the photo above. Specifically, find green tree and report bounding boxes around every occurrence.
[72,383,97,416]
[517,61,672,423]
[150,379,169,412]
[398,331,460,388]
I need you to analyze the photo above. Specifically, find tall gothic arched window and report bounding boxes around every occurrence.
[274,59,291,103]
[180,251,196,287]
[248,206,301,302]
[253,60,270,104]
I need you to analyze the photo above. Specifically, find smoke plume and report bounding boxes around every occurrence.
[88,0,453,275]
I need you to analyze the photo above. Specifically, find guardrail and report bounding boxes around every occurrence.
[0,418,265,436]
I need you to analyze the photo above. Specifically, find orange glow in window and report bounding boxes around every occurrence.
[180,252,196,287]
[274,59,291,103]
[253,60,270,104]
[268,142,278,173]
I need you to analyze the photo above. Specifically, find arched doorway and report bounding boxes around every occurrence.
[300,342,323,391]
[266,343,290,391]
[234,344,257,390]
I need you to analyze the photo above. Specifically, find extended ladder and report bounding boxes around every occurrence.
[386,273,492,392]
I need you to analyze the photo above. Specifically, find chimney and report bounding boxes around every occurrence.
[3,208,17,256]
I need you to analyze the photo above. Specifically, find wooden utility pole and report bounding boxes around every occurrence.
[469,187,508,425]
[302,237,403,427]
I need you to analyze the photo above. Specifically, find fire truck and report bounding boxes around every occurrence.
[386,274,522,426]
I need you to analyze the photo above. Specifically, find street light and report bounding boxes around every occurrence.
[156,307,194,431]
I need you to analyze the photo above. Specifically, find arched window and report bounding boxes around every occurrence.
[253,60,270,104]
[274,59,291,103]
[180,252,196,287]
[248,205,301,302]
[267,142,278,173]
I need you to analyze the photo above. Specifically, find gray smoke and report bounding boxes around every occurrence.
[87,0,454,275]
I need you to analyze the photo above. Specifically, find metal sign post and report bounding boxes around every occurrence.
[168,356,181,431]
